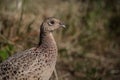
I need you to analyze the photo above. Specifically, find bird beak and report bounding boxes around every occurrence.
[60,22,66,28]
[61,24,66,28]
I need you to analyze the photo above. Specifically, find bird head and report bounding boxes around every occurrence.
[40,17,65,33]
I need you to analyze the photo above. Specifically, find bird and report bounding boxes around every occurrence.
[0,17,65,80]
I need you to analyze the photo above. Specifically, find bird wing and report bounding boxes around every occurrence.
[0,47,42,80]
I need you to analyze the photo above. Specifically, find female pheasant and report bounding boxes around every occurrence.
[0,17,65,80]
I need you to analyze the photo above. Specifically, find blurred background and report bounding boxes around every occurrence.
[0,0,120,80]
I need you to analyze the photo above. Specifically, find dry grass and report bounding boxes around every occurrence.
[0,0,120,80]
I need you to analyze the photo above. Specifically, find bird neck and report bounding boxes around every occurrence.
[38,31,56,47]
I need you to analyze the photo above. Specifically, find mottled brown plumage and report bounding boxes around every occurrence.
[0,17,65,80]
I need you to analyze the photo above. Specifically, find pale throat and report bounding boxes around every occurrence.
[39,32,57,47]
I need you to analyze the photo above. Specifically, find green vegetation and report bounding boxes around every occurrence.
[0,44,14,61]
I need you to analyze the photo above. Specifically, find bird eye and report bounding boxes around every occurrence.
[48,20,55,26]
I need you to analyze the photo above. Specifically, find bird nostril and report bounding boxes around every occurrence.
[59,22,63,25]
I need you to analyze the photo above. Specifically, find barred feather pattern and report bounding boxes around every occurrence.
[0,17,65,80]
